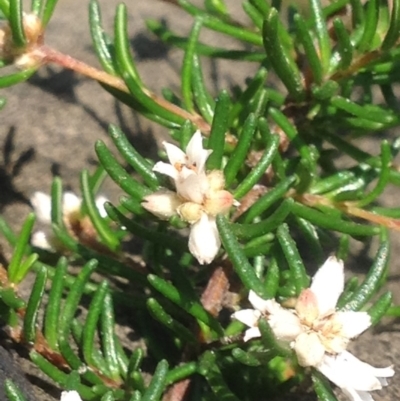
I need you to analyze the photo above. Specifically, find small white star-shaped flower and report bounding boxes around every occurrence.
[232,256,394,401]
[142,132,237,265]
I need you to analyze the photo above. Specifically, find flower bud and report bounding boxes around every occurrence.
[206,170,225,191]
[204,189,234,216]
[177,202,202,223]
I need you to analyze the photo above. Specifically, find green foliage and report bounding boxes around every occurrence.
[0,0,399,400]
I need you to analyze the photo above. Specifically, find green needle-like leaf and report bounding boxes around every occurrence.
[217,215,267,298]
[9,0,26,47]
[182,17,203,112]
[95,140,151,201]
[41,0,59,26]
[368,291,392,325]
[312,371,338,401]
[23,265,47,343]
[333,18,353,70]
[141,360,169,401]
[44,257,68,350]
[382,0,400,50]
[101,291,124,380]
[277,223,309,294]
[263,8,305,100]
[82,280,110,375]
[4,380,28,401]
[309,0,331,75]
[358,0,379,52]
[30,0,43,15]
[342,239,389,311]
[258,318,292,357]
[81,169,120,252]
[294,13,323,84]
[8,213,35,284]
[89,0,117,75]
[233,133,280,199]
[108,124,158,189]
[224,113,257,186]
[206,90,231,170]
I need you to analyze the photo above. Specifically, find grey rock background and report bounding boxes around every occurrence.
[0,0,398,400]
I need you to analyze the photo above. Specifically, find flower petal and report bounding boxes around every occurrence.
[163,141,186,166]
[185,130,212,174]
[243,327,261,342]
[232,309,261,328]
[335,311,371,338]
[31,191,52,224]
[311,256,344,317]
[188,214,220,264]
[153,161,179,181]
[31,231,52,250]
[268,307,303,342]
[142,190,181,220]
[317,351,394,393]
[248,290,274,313]
[176,171,208,204]
[294,332,325,367]
[60,391,83,401]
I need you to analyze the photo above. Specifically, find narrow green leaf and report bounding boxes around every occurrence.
[89,0,117,75]
[9,0,26,47]
[242,175,296,223]
[148,274,223,336]
[141,360,169,401]
[243,1,263,30]
[4,380,28,401]
[0,0,10,17]
[101,292,124,380]
[30,351,95,399]
[264,257,280,298]
[14,253,38,285]
[333,18,353,70]
[165,362,197,385]
[232,348,261,366]
[233,133,280,199]
[146,298,197,344]
[309,0,331,74]
[115,4,184,125]
[31,0,43,15]
[81,169,120,252]
[192,54,215,123]
[224,113,257,186]
[8,213,35,284]
[342,239,389,311]
[108,124,158,189]
[233,198,293,240]
[368,291,392,325]
[312,371,338,401]
[182,17,203,111]
[294,13,323,84]
[44,257,68,350]
[206,90,231,170]
[0,287,25,309]
[357,141,391,207]
[262,8,305,100]
[95,140,151,201]
[216,215,267,297]
[42,0,59,26]
[23,266,47,343]
[277,223,309,293]
[82,281,110,375]
[290,202,380,236]
[0,69,37,88]
[382,0,400,50]
[358,0,379,52]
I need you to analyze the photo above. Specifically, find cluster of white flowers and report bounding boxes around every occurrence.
[232,256,394,401]
[30,191,107,250]
[142,131,237,264]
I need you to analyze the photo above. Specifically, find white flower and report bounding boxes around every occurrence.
[30,191,108,250]
[142,132,237,265]
[232,256,394,401]
[60,391,82,401]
